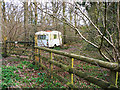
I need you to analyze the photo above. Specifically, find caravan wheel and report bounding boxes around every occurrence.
[54,44,57,48]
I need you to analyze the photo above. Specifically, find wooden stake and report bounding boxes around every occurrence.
[50,52,53,79]
[3,37,7,57]
[35,35,39,63]
[115,72,118,87]
[71,58,74,84]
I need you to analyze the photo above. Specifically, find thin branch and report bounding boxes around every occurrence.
[75,2,117,51]
[103,46,115,62]
[75,2,120,62]
[98,49,111,62]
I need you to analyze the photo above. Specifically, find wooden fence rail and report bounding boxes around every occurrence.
[35,46,119,71]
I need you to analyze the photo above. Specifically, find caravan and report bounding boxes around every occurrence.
[35,31,62,47]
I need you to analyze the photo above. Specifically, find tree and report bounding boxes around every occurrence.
[34,0,37,33]
[62,1,66,44]
[51,0,59,31]
[24,0,28,41]
[74,9,77,35]
[29,1,33,24]
[2,0,6,39]
[0,1,2,42]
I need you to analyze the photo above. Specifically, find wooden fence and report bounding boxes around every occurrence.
[3,39,120,89]
[34,46,119,88]
[3,40,34,59]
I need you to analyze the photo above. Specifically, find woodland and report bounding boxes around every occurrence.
[0,0,120,89]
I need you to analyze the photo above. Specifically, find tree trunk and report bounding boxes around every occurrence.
[34,0,37,33]
[24,0,28,41]
[52,1,55,30]
[63,1,66,44]
[117,1,120,58]
[40,3,43,25]
[30,2,33,24]
[0,1,2,42]
[2,0,6,39]
[69,6,72,33]
[74,10,77,35]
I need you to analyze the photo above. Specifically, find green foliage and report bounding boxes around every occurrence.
[1,52,9,58]
[27,63,39,70]
[2,56,111,88]
[52,46,70,50]
[77,63,108,80]
[1,65,22,88]
[17,64,23,69]
[53,47,61,50]
[22,60,30,65]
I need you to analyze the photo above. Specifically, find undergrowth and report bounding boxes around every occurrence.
[1,60,65,88]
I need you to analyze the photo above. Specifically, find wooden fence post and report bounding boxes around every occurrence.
[71,58,74,84]
[38,49,40,63]
[109,70,118,88]
[38,49,42,64]
[115,60,119,88]
[35,35,39,64]
[32,37,35,61]
[40,50,42,64]
[50,52,53,79]
[115,72,118,87]
[109,61,119,88]
[3,37,7,57]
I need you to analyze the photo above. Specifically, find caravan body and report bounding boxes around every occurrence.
[35,31,62,47]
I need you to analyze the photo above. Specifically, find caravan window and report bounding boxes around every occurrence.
[38,35,46,40]
[54,34,57,39]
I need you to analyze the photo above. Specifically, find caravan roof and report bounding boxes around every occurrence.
[35,31,61,35]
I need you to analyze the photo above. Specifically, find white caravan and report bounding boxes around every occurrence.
[35,31,62,47]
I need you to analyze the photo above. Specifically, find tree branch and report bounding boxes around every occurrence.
[75,2,117,52]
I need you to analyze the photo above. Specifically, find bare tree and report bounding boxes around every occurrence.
[117,2,120,60]
[30,1,33,24]
[74,9,77,35]
[2,0,6,39]
[24,0,28,41]
[34,0,37,33]
[62,1,66,44]
[0,1,2,42]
